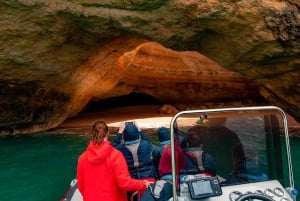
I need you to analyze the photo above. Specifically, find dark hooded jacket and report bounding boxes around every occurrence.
[77,141,146,201]
[112,123,149,146]
[152,127,171,179]
[113,123,156,179]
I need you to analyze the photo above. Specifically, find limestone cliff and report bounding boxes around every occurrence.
[0,0,299,134]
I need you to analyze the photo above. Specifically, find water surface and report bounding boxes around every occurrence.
[0,133,299,201]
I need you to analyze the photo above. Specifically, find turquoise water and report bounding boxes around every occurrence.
[0,133,299,201]
[0,134,88,201]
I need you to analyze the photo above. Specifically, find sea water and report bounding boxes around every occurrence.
[0,133,88,201]
[0,133,299,201]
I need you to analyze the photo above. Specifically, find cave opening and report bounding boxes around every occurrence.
[81,92,162,113]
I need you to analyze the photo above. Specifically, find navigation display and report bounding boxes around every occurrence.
[192,180,213,195]
[188,177,222,199]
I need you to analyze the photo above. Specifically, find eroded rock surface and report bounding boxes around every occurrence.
[0,0,299,134]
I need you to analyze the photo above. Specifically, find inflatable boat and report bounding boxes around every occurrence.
[60,106,298,201]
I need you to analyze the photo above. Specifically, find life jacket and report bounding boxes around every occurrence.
[125,140,141,168]
[185,148,212,176]
[119,135,155,179]
[186,149,205,171]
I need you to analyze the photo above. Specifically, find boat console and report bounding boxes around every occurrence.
[168,106,297,201]
[176,175,294,201]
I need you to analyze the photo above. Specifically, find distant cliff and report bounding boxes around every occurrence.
[0,0,299,134]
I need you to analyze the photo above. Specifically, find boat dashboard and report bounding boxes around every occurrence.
[175,174,294,201]
[168,106,297,201]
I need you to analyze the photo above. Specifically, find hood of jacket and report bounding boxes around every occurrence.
[86,141,113,164]
[158,127,170,145]
[123,123,140,141]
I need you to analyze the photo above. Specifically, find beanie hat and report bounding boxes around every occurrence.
[123,123,140,141]
[158,127,170,143]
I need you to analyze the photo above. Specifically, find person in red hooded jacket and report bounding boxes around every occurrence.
[77,120,152,201]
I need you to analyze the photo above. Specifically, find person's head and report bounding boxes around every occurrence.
[123,122,140,142]
[197,113,208,124]
[186,126,205,148]
[91,121,109,145]
[157,127,170,145]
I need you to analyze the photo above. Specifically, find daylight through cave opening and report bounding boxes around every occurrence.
[81,92,162,114]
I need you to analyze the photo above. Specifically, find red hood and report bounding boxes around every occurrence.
[86,141,113,164]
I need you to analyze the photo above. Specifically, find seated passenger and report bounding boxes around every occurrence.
[140,138,185,201]
[113,121,156,181]
[158,138,186,180]
[184,128,217,176]
[152,127,171,179]
[223,143,268,184]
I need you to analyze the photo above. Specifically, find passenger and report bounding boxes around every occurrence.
[113,121,156,181]
[223,143,268,184]
[196,113,208,125]
[113,121,149,146]
[184,127,217,176]
[140,138,185,201]
[76,121,152,201]
[158,138,186,180]
[152,127,171,179]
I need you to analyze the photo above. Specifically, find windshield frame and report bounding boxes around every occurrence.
[169,106,294,200]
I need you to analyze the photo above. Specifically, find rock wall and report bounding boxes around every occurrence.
[0,0,299,134]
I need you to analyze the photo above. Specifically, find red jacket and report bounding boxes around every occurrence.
[159,143,186,177]
[77,141,146,201]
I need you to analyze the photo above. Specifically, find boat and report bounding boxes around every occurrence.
[60,106,298,201]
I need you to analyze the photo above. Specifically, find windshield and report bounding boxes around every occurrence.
[170,106,293,193]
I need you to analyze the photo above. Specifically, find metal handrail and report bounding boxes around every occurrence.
[169,106,294,200]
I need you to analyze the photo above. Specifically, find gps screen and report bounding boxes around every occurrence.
[191,180,213,195]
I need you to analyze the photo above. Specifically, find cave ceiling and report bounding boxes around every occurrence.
[0,0,300,134]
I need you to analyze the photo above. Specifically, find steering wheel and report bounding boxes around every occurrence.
[236,193,274,201]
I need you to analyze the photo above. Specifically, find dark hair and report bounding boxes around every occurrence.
[186,125,208,147]
[91,121,109,145]
[200,113,207,120]
[186,131,203,147]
